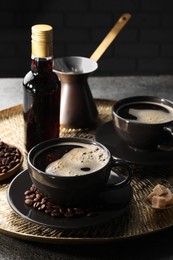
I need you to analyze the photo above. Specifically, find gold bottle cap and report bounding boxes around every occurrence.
[31,24,53,58]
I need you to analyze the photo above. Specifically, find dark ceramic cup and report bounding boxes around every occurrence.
[112,96,173,151]
[28,137,132,206]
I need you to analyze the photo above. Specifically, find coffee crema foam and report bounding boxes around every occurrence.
[45,143,109,176]
[118,101,173,124]
[129,108,173,124]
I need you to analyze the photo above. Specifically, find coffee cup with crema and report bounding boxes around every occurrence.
[112,96,173,151]
[28,137,132,206]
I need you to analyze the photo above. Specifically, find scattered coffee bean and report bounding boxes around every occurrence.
[24,199,33,206]
[24,184,98,219]
[0,141,22,173]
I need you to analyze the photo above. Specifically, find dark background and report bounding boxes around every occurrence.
[1,0,173,77]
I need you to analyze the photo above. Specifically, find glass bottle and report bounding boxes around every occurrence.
[23,24,61,152]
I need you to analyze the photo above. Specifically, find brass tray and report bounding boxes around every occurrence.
[1,100,173,244]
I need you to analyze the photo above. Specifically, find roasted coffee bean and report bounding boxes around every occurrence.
[38,204,46,211]
[46,201,54,208]
[41,197,47,204]
[0,141,22,173]
[2,167,8,173]
[74,208,85,216]
[64,208,75,218]
[59,207,66,214]
[51,208,59,215]
[24,190,33,196]
[24,199,33,206]
[51,211,61,217]
[33,202,41,208]
[36,193,42,200]
[45,208,52,214]
[30,184,37,192]
[26,193,35,199]
[24,184,97,218]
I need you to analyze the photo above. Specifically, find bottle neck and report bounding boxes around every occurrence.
[31,55,54,73]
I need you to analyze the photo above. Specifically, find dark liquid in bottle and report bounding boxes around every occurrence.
[23,59,61,152]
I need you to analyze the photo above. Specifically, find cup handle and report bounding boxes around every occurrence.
[158,125,173,151]
[105,158,133,191]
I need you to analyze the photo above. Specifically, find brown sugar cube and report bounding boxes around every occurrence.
[151,195,167,208]
[147,191,155,202]
[152,184,168,196]
[164,189,173,206]
[166,187,173,196]
[165,194,173,206]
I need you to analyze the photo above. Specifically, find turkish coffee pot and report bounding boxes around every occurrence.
[54,13,131,128]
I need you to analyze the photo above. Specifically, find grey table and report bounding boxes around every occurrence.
[1,75,173,110]
[1,75,173,260]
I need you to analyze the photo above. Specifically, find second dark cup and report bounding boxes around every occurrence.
[112,96,173,151]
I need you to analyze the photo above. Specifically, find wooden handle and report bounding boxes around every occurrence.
[90,13,131,62]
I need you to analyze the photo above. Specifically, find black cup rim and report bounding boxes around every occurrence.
[28,137,111,179]
[112,95,173,125]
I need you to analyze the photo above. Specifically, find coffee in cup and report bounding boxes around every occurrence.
[45,142,109,176]
[117,101,173,124]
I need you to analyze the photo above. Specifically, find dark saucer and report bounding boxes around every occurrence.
[96,121,173,166]
[7,169,133,230]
